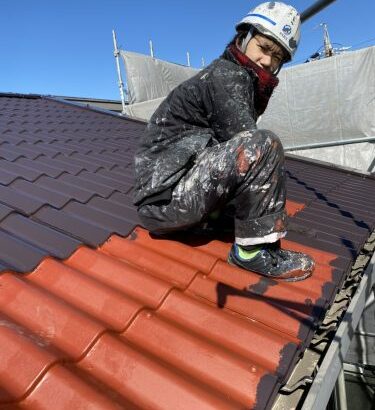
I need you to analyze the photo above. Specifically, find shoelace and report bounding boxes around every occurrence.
[267,241,282,267]
[268,248,279,266]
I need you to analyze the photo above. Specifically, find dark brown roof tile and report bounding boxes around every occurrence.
[35,175,95,203]
[47,141,87,155]
[70,152,117,170]
[1,142,41,160]
[58,173,115,198]
[88,196,138,221]
[52,153,101,172]
[1,213,81,259]
[97,168,134,184]
[32,142,65,157]
[63,201,137,236]
[0,168,21,185]
[106,191,133,207]
[12,179,72,209]
[0,203,14,222]
[0,184,45,214]
[34,206,110,246]
[77,170,132,193]
[17,157,65,178]
[36,155,84,175]
[0,159,43,182]
[0,230,47,271]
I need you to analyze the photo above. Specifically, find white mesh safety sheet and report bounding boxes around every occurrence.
[120,50,199,104]
[120,47,375,172]
[258,46,375,149]
[123,97,165,122]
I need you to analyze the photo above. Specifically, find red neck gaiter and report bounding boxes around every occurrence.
[228,44,279,116]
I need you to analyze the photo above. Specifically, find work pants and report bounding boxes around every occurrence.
[138,129,287,246]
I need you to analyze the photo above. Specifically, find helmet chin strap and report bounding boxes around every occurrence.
[239,28,254,54]
[238,27,285,76]
[273,63,283,76]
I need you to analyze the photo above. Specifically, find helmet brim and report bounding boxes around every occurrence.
[236,22,292,62]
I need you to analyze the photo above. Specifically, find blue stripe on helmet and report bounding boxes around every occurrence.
[246,13,277,26]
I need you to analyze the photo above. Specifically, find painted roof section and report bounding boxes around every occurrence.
[0,93,375,408]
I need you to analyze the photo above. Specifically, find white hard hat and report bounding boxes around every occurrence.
[236,2,301,61]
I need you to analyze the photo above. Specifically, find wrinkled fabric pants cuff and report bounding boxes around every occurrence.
[236,231,287,246]
[235,210,287,246]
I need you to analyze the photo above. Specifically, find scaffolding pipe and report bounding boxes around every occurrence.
[335,368,348,410]
[112,30,127,114]
[149,40,154,58]
[301,0,337,23]
[321,23,334,57]
[284,136,375,152]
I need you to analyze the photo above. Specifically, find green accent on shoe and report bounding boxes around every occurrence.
[237,245,261,260]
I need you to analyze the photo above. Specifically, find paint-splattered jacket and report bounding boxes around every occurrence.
[133,47,259,206]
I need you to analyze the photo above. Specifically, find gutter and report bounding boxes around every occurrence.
[302,252,375,409]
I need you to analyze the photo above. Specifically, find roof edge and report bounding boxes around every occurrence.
[44,96,147,125]
[0,92,41,99]
[56,95,123,104]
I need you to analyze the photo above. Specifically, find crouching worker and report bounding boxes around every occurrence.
[134,1,315,281]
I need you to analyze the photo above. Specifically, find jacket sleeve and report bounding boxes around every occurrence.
[202,62,258,142]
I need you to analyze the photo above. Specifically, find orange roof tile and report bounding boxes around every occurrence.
[0,225,351,409]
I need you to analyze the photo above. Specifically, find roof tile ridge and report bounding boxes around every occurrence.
[0,360,58,406]
[0,250,205,394]
[287,170,350,213]
[37,237,203,339]
[0,211,15,228]
[0,327,113,406]
[31,204,112,245]
[0,210,95,272]
[100,231,207,283]
[62,172,118,199]
[187,270,316,320]
[0,205,33,225]
[1,163,45,185]
[131,228,219,274]
[1,260,135,356]
[153,287,302,372]
[98,236,206,300]
[122,304,275,383]
[53,154,106,174]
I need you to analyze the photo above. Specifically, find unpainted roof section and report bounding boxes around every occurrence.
[0,94,144,270]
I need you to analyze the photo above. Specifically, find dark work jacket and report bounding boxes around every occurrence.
[133,47,259,206]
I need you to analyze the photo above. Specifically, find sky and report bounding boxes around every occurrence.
[1,0,375,100]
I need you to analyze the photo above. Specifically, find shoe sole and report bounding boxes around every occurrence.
[227,254,314,282]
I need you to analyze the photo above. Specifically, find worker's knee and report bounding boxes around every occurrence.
[252,129,283,153]
[239,130,284,164]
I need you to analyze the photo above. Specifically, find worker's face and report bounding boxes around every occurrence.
[245,34,285,74]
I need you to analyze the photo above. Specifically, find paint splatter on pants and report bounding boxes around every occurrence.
[138,130,287,246]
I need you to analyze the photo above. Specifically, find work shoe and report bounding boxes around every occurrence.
[228,241,314,282]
